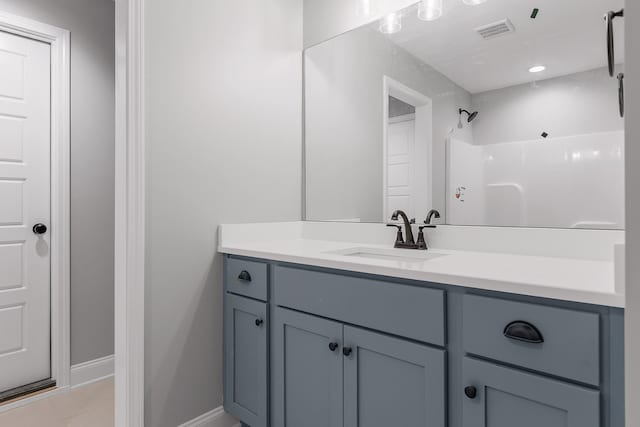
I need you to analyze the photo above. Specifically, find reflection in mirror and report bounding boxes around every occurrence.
[305,0,625,229]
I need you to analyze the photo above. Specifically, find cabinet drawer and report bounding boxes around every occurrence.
[274,266,445,345]
[226,258,268,301]
[463,294,600,385]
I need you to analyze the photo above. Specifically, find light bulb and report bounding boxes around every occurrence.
[418,0,443,21]
[358,0,371,17]
[462,0,487,5]
[380,12,402,34]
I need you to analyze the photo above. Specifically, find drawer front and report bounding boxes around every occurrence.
[226,258,268,301]
[463,294,600,385]
[274,266,445,345]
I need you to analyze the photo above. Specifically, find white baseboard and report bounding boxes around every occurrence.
[70,354,115,388]
[177,406,240,427]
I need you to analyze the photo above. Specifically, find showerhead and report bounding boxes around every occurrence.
[459,108,479,124]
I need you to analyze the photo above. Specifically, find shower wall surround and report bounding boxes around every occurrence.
[448,131,625,228]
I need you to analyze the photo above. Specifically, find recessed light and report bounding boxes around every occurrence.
[380,12,402,34]
[463,0,487,5]
[418,0,443,21]
[529,65,546,73]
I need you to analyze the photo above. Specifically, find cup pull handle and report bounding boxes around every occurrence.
[503,321,544,344]
[238,270,252,282]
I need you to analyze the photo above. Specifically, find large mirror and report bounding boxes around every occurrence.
[304,0,625,229]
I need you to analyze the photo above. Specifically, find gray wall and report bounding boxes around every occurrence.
[144,0,302,425]
[626,0,639,424]
[471,67,624,145]
[0,0,115,365]
[305,27,471,222]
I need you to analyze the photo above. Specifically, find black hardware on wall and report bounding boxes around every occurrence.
[618,73,625,118]
[255,318,264,327]
[342,347,353,357]
[329,342,339,352]
[605,9,624,77]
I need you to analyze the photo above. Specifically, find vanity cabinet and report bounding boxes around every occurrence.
[272,307,446,427]
[462,358,600,427]
[223,256,624,427]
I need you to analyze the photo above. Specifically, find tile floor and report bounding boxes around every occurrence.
[0,377,113,427]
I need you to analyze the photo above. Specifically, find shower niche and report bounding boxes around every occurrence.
[304,0,625,229]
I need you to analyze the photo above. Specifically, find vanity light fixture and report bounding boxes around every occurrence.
[528,65,546,73]
[380,12,402,34]
[463,0,487,5]
[418,0,443,21]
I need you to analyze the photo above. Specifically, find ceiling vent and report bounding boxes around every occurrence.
[475,19,515,40]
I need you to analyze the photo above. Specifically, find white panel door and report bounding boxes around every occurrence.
[0,30,51,392]
[386,118,415,220]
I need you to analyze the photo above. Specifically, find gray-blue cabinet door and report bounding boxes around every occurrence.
[462,357,600,427]
[272,307,344,427]
[224,293,268,427]
[343,326,446,427]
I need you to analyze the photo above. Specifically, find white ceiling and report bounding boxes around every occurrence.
[377,0,625,93]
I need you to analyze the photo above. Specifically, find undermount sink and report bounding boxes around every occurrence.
[327,247,447,264]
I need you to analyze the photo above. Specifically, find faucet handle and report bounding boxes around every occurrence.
[386,224,405,245]
[416,226,428,250]
[410,218,416,224]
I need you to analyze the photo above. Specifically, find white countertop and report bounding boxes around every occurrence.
[218,222,625,308]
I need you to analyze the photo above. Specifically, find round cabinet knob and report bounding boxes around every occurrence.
[342,347,353,357]
[32,223,48,235]
[329,342,339,352]
[464,386,478,399]
[255,318,264,327]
